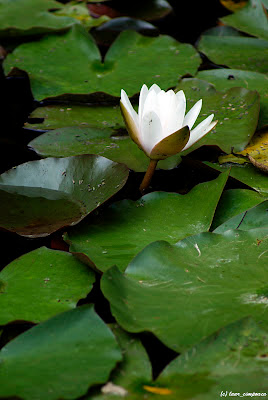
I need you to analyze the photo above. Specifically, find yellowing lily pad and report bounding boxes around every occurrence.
[4,24,201,101]
[101,229,268,352]
[237,127,268,173]
[66,172,228,272]
[0,0,75,37]
[176,79,260,154]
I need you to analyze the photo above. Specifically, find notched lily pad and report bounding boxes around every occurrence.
[0,305,122,400]
[101,229,268,352]
[0,247,95,325]
[0,155,128,237]
[66,172,228,272]
[176,78,260,154]
[4,24,201,101]
[0,0,75,37]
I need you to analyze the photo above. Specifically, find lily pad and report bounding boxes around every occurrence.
[88,325,152,399]
[0,155,128,237]
[176,79,260,154]
[101,229,268,352]
[0,247,95,325]
[25,104,124,131]
[4,24,201,101]
[0,305,122,400]
[197,69,268,127]
[111,0,173,21]
[236,127,268,173]
[152,318,268,398]
[29,126,183,172]
[211,188,266,230]
[198,35,268,73]
[221,0,268,40]
[205,161,268,196]
[66,172,228,272]
[0,0,75,37]
[214,200,268,233]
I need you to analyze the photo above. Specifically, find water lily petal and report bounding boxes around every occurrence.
[120,100,142,148]
[138,84,148,127]
[175,90,186,109]
[183,115,217,151]
[142,89,159,120]
[121,89,138,125]
[183,99,202,129]
[149,125,190,160]
[141,110,163,155]
[148,84,162,94]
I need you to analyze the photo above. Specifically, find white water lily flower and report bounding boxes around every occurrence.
[120,84,217,160]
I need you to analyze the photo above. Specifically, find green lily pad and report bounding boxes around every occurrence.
[0,305,122,400]
[215,200,268,233]
[197,69,268,127]
[205,161,268,196]
[66,172,228,272]
[4,24,201,101]
[198,35,268,73]
[88,325,152,399]
[25,104,124,131]
[111,0,172,21]
[101,229,268,352]
[211,189,266,230]
[0,155,128,237]
[176,79,260,154]
[29,126,182,172]
[151,318,268,399]
[0,247,95,325]
[221,0,268,41]
[0,0,75,37]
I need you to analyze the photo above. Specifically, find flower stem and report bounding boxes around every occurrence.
[139,159,158,194]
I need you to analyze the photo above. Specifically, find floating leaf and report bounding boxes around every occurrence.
[88,325,152,399]
[0,0,75,37]
[220,0,248,12]
[153,318,268,398]
[66,172,228,272]
[221,0,268,40]
[4,24,201,101]
[0,247,95,325]
[197,68,268,127]
[25,104,124,131]
[29,126,181,172]
[211,188,266,230]
[205,161,268,196]
[0,155,128,237]
[214,200,268,233]
[175,79,260,154]
[101,229,268,352]
[198,35,268,73]
[0,306,122,400]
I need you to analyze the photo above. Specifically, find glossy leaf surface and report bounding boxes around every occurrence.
[66,173,228,272]
[0,306,122,400]
[101,229,268,352]
[0,247,95,325]
[0,155,128,237]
